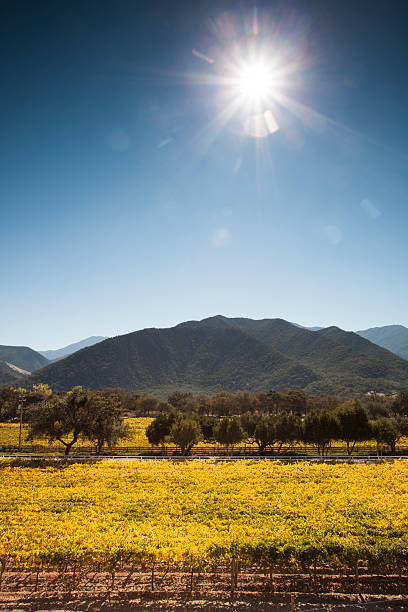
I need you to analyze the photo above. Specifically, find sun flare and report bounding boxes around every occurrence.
[238,61,274,103]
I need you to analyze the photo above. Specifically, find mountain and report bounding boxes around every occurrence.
[0,346,48,373]
[25,316,408,396]
[292,323,323,331]
[357,325,408,361]
[39,336,108,361]
[0,361,27,385]
[28,322,317,394]
[214,317,408,395]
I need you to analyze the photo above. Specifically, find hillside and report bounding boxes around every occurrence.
[0,345,48,373]
[357,325,408,360]
[24,316,408,396]
[0,361,25,386]
[216,317,408,394]
[27,322,317,393]
[39,336,107,361]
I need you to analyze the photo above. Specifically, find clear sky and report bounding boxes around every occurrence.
[1,0,408,350]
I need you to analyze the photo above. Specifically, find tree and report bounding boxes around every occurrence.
[391,391,408,417]
[82,391,130,454]
[137,395,159,416]
[146,412,176,447]
[336,400,371,455]
[307,394,340,414]
[121,392,140,414]
[302,409,340,456]
[283,390,307,416]
[240,412,257,439]
[243,412,301,455]
[253,415,276,454]
[0,386,22,421]
[233,391,253,415]
[167,391,194,411]
[31,383,52,397]
[196,395,211,416]
[275,413,301,451]
[395,414,408,438]
[210,393,235,417]
[0,384,53,422]
[362,394,392,419]
[26,387,128,455]
[214,417,244,450]
[241,413,277,454]
[170,416,202,455]
[199,415,217,443]
[370,419,399,455]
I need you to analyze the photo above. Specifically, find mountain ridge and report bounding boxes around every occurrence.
[39,336,108,361]
[356,325,408,361]
[24,316,408,396]
[0,345,48,373]
[28,321,318,393]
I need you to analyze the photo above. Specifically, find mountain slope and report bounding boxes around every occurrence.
[27,322,317,393]
[23,316,408,396]
[0,361,25,385]
[204,316,408,395]
[39,336,108,361]
[0,346,48,373]
[357,325,408,360]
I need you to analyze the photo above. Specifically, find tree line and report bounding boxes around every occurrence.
[145,394,408,455]
[1,384,407,456]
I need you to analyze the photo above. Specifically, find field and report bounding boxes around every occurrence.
[1,460,408,600]
[1,459,408,608]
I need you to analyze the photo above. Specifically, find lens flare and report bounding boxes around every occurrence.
[238,61,274,102]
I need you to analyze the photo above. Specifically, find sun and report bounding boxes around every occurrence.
[238,61,273,103]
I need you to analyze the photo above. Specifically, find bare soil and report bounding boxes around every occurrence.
[1,568,407,611]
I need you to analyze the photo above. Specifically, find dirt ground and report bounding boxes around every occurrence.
[1,568,408,611]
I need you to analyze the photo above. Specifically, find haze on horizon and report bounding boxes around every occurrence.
[2,0,408,350]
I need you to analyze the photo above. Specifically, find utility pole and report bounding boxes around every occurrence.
[18,396,25,451]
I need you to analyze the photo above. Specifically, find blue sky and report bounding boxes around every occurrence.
[1,0,408,350]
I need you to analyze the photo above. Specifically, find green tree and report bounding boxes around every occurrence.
[170,416,202,455]
[210,393,235,417]
[83,391,130,454]
[303,409,340,456]
[391,391,408,417]
[275,413,301,451]
[137,395,159,416]
[0,386,22,421]
[214,417,244,450]
[198,415,217,443]
[26,387,127,455]
[244,412,301,455]
[146,411,176,448]
[240,412,257,438]
[167,391,194,411]
[370,419,399,455]
[284,390,307,416]
[253,415,276,454]
[336,400,371,455]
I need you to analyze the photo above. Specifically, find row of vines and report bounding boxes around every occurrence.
[1,460,408,582]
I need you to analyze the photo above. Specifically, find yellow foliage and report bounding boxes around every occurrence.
[32,383,52,396]
[0,460,408,570]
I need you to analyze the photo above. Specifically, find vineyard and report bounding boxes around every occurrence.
[1,459,408,608]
